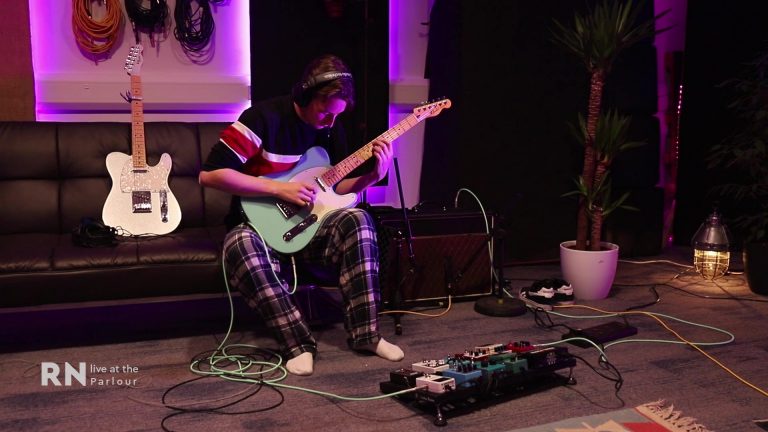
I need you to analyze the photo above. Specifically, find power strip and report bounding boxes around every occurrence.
[562,321,638,348]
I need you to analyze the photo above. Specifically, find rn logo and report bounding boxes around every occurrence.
[40,362,86,386]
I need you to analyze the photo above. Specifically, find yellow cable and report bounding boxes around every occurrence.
[555,304,768,398]
[379,294,452,317]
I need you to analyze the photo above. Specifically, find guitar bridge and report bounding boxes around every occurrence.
[283,214,318,242]
[132,191,152,213]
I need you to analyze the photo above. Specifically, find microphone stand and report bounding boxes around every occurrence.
[473,220,527,317]
[387,157,417,335]
[394,158,417,274]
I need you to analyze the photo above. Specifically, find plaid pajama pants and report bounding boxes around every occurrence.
[223,208,382,360]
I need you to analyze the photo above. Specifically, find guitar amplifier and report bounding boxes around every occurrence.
[370,207,494,305]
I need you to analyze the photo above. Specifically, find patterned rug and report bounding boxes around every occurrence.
[508,400,712,432]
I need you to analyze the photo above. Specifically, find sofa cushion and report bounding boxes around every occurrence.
[54,234,139,269]
[0,122,58,179]
[58,122,130,177]
[0,121,232,310]
[172,177,205,229]
[60,178,111,234]
[0,179,59,234]
[135,227,220,264]
[0,261,224,308]
[0,233,58,272]
[144,123,201,177]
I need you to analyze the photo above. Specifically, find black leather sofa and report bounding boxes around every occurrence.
[0,121,232,310]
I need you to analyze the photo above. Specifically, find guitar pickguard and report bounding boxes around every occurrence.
[102,151,181,236]
[119,154,172,193]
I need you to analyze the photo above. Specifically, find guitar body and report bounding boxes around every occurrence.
[102,151,182,235]
[239,97,450,254]
[241,146,358,254]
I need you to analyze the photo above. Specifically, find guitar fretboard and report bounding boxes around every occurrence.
[130,75,146,169]
[319,113,422,187]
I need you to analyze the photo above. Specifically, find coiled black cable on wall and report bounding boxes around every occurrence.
[173,0,217,57]
[124,0,169,45]
[71,0,124,60]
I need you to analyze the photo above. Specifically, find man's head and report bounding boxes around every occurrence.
[292,54,354,129]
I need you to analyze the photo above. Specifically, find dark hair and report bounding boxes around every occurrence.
[295,54,355,107]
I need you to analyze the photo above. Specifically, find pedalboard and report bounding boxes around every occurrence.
[380,340,577,426]
[562,321,638,348]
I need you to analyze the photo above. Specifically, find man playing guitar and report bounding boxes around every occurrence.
[199,54,403,376]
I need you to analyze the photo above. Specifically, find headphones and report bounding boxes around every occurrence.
[291,71,353,107]
[72,217,118,247]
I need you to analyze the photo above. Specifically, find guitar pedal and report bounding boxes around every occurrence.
[389,368,423,387]
[412,359,449,374]
[415,374,456,394]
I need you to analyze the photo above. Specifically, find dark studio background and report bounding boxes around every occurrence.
[421,0,660,262]
[673,1,768,250]
[249,0,764,264]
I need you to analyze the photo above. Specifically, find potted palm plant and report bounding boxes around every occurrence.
[707,49,768,295]
[551,0,667,299]
[560,111,644,299]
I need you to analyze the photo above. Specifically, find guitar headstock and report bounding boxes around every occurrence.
[413,98,452,120]
[124,44,144,76]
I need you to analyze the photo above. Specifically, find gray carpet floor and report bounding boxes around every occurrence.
[1,247,767,431]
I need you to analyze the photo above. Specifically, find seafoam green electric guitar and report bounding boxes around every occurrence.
[241,98,451,254]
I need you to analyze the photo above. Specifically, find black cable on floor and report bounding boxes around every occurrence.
[159,348,286,432]
[569,352,625,405]
[624,285,661,311]
[532,306,578,333]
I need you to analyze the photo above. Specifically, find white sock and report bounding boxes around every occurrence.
[285,352,314,376]
[364,338,404,362]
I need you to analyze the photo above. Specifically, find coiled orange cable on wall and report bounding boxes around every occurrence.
[71,0,124,58]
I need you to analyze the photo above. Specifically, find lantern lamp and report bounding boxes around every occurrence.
[691,210,731,279]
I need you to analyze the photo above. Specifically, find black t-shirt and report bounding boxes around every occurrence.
[202,95,357,229]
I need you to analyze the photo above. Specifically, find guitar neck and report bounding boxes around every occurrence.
[130,75,147,169]
[320,112,422,187]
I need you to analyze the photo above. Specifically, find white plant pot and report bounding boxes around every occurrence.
[559,241,619,300]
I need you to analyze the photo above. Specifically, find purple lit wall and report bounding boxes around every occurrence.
[28,0,251,122]
[654,0,688,185]
[370,0,433,207]
[653,0,688,244]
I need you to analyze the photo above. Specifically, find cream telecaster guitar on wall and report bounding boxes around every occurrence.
[241,98,451,254]
[102,45,181,235]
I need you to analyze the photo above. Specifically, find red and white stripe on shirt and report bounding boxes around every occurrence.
[219,121,302,177]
